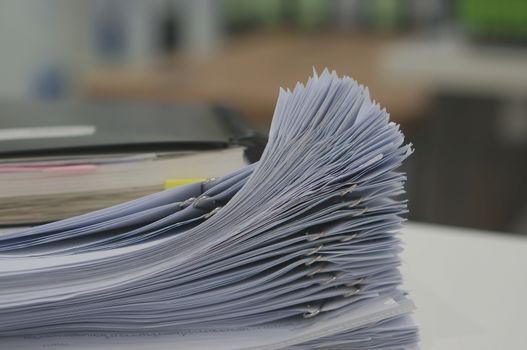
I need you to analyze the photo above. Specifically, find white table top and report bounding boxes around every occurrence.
[401,222,527,349]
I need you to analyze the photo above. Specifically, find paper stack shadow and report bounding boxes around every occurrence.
[0,70,418,349]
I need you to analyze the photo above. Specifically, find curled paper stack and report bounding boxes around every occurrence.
[0,70,418,349]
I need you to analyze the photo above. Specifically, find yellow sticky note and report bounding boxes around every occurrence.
[164,178,207,190]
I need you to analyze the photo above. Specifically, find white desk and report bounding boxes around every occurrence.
[402,222,527,349]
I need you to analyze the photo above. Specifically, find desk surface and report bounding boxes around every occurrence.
[402,222,527,349]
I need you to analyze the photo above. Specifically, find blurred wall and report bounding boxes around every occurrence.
[0,0,526,234]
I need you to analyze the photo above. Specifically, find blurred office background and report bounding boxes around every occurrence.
[0,0,526,234]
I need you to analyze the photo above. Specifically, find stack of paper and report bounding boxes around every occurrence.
[0,148,246,225]
[0,101,259,225]
[0,70,417,349]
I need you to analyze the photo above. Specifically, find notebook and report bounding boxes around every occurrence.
[0,69,418,349]
[0,102,262,225]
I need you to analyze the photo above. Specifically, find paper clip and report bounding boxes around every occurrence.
[352,207,368,216]
[305,255,322,266]
[178,197,196,208]
[193,196,217,211]
[204,207,222,219]
[346,197,362,208]
[340,184,357,196]
[303,304,321,318]
[307,264,325,278]
[339,277,363,297]
[320,274,337,285]
[340,233,358,242]
[348,277,363,286]
[306,231,325,242]
[307,244,323,256]
[343,286,361,298]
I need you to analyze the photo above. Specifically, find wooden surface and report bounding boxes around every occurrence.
[382,38,527,98]
[84,32,427,130]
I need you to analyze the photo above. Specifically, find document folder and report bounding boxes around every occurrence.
[0,102,263,225]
